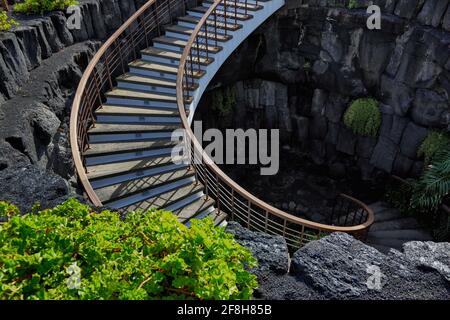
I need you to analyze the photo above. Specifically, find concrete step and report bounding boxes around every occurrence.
[95,105,180,124]
[369,217,420,232]
[96,167,193,203]
[172,195,216,223]
[84,139,177,157]
[105,87,179,108]
[88,123,179,144]
[177,15,242,32]
[116,73,198,95]
[368,229,433,241]
[188,6,253,21]
[86,155,184,180]
[120,180,204,212]
[128,60,180,81]
[153,35,222,55]
[373,208,403,222]
[203,0,264,12]
[165,25,232,42]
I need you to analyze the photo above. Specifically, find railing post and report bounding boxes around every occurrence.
[231,189,235,220]
[247,199,251,228]
[214,9,218,47]
[264,210,269,231]
[216,173,220,214]
[224,0,228,37]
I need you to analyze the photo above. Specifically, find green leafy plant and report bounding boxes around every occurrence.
[211,86,236,116]
[14,0,78,15]
[343,98,381,137]
[0,199,258,300]
[417,130,450,165]
[0,201,19,217]
[348,0,358,9]
[411,148,450,213]
[0,9,18,31]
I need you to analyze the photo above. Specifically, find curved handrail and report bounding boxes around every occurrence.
[70,0,186,206]
[176,0,374,248]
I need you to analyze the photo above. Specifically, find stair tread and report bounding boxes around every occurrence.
[84,139,177,156]
[368,228,433,240]
[87,155,183,180]
[141,47,183,60]
[122,181,204,212]
[154,35,222,53]
[204,0,263,11]
[175,196,216,222]
[96,105,179,116]
[97,167,192,203]
[166,25,231,42]
[178,15,242,30]
[117,73,177,88]
[369,217,421,232]
[190,6,253,20]
[88,123,180,134]
[106,87,177,102]
[129,59,205,79]
[128,60,179,75]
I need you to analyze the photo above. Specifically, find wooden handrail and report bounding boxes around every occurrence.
[175,0,374,247]
[70,0,374,248]
[70,0,183,207]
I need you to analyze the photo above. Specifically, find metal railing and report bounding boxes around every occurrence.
[176,0,374,249]
[70,0,374,250]
[70,0,188,206]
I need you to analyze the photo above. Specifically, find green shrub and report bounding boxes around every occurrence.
[0,199,258,300]
[0,201,19,217]
[417,130,450,165]
[14,0,78,15]
[0,9,18,31]
[348,0,358,9]
[343,98,381,137]
[411,148,450,213]
[211,86,236,116]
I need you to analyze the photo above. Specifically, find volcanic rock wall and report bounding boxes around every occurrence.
[204,0,450,181]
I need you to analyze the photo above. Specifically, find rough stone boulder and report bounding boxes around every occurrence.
[402,241,450,282]
[226,221,290,277]
[0,165,76,213]
[226,221,321,300]
[291,233,450,299]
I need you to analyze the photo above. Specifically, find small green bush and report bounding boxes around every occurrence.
[348,0,358,9]
[0,201,19,217]
[417,130,450,165]
[0,199,258,300]
[411,148,450,213]
[0,9,18,31]
[14,0,78,15]
[343,98,381,137]
[211,86,236,116]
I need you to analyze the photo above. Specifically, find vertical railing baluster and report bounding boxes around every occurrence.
[216,173,220,213]
[224,0,228,37]
[247,199,251,228]
[231,189,235,220]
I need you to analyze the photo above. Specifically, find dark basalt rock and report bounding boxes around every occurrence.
[291,233,450,300]
[0,165,73,213]
[226,221,290,277]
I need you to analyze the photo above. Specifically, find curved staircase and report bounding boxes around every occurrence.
[80,0,280,225]
[71,0,375,250]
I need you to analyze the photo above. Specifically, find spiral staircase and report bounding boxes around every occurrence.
[70,0,375,249]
